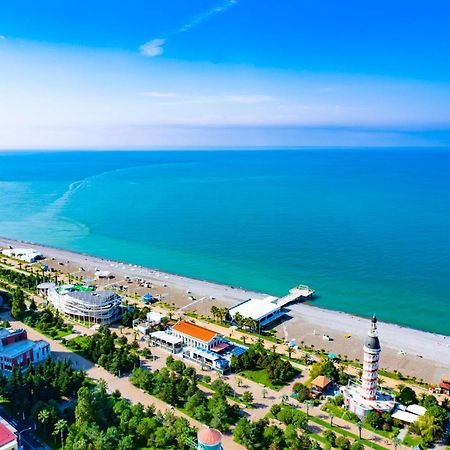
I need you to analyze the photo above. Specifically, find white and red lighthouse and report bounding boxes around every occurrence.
[341,315,394,417]
[361,315,381,401]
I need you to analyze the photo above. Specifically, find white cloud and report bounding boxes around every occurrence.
[143,94,276,106]
[140,38,166,57]
[140,0,238,57]
[179,0,237,33]
[142,91,179,98]
[225,95,276,104]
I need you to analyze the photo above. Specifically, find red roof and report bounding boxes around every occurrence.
[172,321,217,343]
[440,380,450,390]
[198,428,222,445]
[0,423,16,447]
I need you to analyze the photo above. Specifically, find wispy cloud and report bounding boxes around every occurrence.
[141,93,276,105]
[0,35,6,40]
[140,0,238,57]
[141,91,179,98]
[140,38,166,57]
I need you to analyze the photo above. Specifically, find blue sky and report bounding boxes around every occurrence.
[1,0,450,148]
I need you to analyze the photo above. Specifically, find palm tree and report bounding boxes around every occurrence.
[210,306,218,321]
[392,436,401,450]
[53,419,68,449]
[287,346,293,359]
[357,420,363,439]
[38,409,51,434]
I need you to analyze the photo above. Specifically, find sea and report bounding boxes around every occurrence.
[0,149,449,335]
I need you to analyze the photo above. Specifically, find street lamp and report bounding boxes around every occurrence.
[17,427,32,449]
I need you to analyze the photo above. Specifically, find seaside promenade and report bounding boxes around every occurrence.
[1,236,449,383]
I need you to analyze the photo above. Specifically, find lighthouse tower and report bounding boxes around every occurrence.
[341,314,394,417]
[361,315,381,401]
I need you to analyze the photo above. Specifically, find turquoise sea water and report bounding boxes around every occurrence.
[0,149,449,335]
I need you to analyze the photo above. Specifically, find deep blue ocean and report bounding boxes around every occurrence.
[0,149,449,335]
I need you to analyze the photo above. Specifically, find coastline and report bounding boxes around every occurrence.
[1,235,449,382]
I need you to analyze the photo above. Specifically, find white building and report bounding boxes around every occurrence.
[171,320,224,350]
[2,248,44,263]
[228,296,286,328]
[48,285,122,324]
[341,316,395,417]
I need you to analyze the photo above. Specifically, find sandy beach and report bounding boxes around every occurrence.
[1,236,449,383]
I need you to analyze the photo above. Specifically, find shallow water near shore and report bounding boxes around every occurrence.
[1,149,449,335]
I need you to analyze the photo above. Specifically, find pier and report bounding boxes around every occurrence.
[274,285,315,308]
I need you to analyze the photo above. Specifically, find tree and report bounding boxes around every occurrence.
[392,436,401,450]
[323,429,337,446]
[414,414,443,443]
[293,382,309,402]
[350,442,364,450]
[75,387,95,427]
[366,411,383,429]
[243,391,254,405]
[38,409,51,435]
[336,436,351,450]
[396,386,417,406]
[53,419,68,449]
[29,298,38,311]
[11,288,27,318]
[357,420,363,439]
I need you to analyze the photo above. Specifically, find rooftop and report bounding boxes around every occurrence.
[228,297,281,322]
[150,331,183,345]
[198,428,222,445]
[172,320,218,343]
[0,327,24,339]
[0,422,16,447]
[0,339,36,358]
[312,375,331,389]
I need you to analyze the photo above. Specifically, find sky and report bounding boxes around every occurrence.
[1,0,450,149]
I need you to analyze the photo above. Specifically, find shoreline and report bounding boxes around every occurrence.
[1,235,449,382]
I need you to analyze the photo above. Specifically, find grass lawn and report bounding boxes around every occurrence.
[402,430,422,447]
[239,367,300,391]
[322,402,399,439]
[308,415,388,450]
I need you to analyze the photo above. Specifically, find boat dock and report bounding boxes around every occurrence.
[275,285,315,307]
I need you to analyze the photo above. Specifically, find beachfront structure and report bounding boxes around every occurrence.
[47,284,122,324]
[341,316,395,417]
[1,247,44,263]
[171,320,225,350]
[228,296,286,329]
[197,428,223,450]
[0,327,50,374]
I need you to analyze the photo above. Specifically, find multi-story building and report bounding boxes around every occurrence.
[47,284,122,324]
[0,327,50,374]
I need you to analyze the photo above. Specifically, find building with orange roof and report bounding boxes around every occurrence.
[311,375,332,393]
[171,320,223,350]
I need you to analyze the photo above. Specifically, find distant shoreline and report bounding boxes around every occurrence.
[1,235,449,382]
